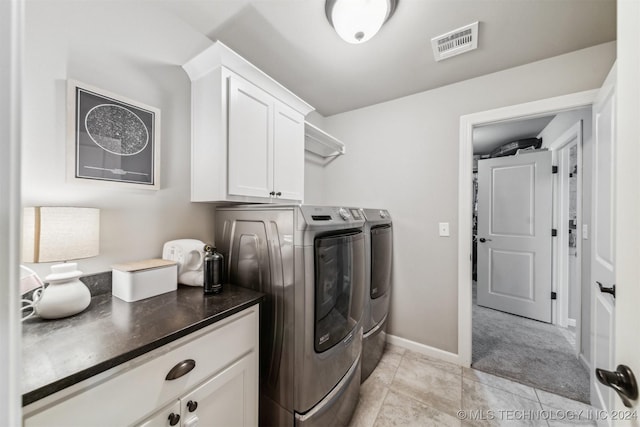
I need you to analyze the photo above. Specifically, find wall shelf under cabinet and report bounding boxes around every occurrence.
[304,121,345,158]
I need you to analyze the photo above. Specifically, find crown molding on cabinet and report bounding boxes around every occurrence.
[183,41,314,117]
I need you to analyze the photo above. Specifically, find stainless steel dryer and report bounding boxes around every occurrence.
[215,205,366,427]
[360,208,393,382]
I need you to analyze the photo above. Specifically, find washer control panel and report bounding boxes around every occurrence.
[338,207,351,220]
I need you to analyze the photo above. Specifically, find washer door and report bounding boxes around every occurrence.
[314,230,365,353]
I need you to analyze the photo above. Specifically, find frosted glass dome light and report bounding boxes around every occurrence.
[326,0,397,44]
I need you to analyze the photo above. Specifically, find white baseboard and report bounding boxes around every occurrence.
[579,352,590,371]
[568,318,577,327]
[387,334,460,365]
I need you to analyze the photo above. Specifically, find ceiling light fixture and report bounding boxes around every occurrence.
[326,0,398,44]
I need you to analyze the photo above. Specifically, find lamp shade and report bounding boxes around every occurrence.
[22,207,100,263]
[326,0,397,44]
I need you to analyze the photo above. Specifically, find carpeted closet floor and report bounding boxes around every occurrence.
[472,282,590,403]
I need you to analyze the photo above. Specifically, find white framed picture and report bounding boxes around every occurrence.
[67,80,161,190]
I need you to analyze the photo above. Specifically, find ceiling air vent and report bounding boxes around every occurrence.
[431,21,479,62]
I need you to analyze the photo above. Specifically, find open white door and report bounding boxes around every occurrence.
[477,150,553,323]
[590,64,617,416]
[591,4,640,413]
[607,0,640,417]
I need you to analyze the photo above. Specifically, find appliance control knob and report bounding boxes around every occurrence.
[338,208,351,220]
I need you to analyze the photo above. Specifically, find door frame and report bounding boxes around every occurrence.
[0,0,23,425]
[458,90,597,367]
[547,122,583,357]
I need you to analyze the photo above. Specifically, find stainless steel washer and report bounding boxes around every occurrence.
[360,208,393,382]
[215,205,365,427]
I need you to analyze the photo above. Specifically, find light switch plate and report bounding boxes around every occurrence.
[582,224,589,239]
[439,222,450,237]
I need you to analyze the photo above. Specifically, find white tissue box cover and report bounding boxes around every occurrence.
[112,259,178,302]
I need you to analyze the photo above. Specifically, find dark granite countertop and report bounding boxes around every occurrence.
[22,281,264,406]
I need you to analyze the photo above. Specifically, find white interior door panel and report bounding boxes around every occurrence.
[477,150,553,323]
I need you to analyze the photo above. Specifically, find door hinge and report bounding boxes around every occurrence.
[552,228,558,236]
[552,166,558,174]
[551,292,557,300]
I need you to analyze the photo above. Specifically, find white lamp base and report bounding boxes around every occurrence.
[37,263,91,319]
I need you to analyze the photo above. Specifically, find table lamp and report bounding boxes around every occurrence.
[22,207,100,319]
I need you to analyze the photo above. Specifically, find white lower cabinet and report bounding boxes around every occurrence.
[137,401,181,427]
[137,354,254,427]
[23,306,259,427]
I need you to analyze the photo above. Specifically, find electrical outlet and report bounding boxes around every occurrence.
[439,222,450,237]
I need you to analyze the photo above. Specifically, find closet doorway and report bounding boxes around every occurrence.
[469,109,590,403]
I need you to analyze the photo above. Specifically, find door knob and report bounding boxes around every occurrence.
[479,238,492,243]
[596,281,616,298]
[596,365,638,408]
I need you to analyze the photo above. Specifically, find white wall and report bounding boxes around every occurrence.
[303,111,327,204]
[22,1,218,278]
[305,42,616,353]
[538,107,593,362]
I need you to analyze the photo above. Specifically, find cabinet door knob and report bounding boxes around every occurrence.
[269,191,275,196]
[168,413,180,426]
[165,359,196,380]
[187,400,198,412]
[276,192,282,197]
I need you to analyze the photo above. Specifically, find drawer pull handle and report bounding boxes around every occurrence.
[165,359,196,380]
[168,413,180,426]
[187,400,198,412]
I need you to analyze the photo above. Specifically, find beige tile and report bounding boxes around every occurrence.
[535,389,595,414]
[384,343,406,356]
[402,349,462,376]
[391,355,462,417]
[542,406,597,426]
[373,389,461,427]
[463,368,538,401]
[348,378,390,427]
[365,344,406,385]
[462,378,545,426]
[368,351,402,386]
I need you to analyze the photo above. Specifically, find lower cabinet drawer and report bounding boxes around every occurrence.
[24,306,258,427]
[135,352,257,427]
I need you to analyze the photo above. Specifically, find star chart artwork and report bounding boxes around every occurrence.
[68,81,161,189]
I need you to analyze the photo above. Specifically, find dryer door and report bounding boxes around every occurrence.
[370,224,392,299]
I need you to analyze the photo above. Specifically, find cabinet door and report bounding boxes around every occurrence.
[180,353,258,427]
[136,400,181,427]
[227,76,274,198]
[273,102,304,202]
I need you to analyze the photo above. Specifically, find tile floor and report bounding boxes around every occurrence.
[348,344,598,426]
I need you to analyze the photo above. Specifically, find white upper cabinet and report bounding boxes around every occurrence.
[183,42,314,203]
[228,76,274,199]
[273,102,305,201]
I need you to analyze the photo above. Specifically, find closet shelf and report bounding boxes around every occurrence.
[304,121,345,158]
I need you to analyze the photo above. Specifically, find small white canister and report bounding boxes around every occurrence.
[112,259,178,302]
